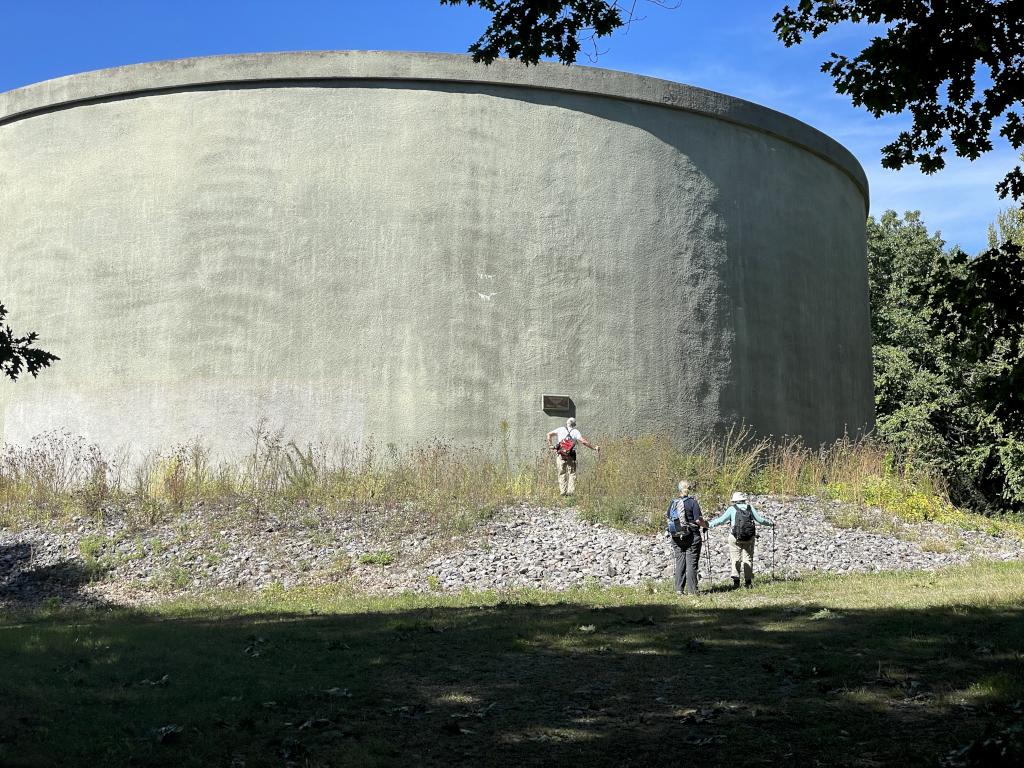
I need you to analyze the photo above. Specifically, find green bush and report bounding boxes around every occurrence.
[358,550,395,566]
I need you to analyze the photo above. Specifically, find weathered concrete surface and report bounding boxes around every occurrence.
[0,52,873,457]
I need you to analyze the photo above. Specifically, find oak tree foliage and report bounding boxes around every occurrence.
[440,1,673,65]
[447,0,1024,204]
[774,1,1024,203]
[0,303,59,382]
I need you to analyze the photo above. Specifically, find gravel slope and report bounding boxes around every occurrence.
[1,496,1020,606]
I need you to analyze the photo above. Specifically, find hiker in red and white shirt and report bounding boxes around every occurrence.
[545,417,600,496]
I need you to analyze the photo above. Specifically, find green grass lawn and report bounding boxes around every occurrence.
[3,563,1023,767]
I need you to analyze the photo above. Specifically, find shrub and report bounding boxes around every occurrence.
[358,550,395,566]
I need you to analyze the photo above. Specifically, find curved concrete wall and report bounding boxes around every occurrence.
[0,52,873,456]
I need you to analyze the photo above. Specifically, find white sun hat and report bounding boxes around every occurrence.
[731,491,748,503]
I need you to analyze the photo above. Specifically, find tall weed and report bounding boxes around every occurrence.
[0,425,1014,539]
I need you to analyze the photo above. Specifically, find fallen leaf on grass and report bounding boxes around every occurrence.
[678,706,724,724]
[681,734,724,746]
[451,703,497,721]
[138,674,169,687]
[809,608,844,621]
[153,724,182,744]
[578,624,596,633]
[323,687,352,698]
[387,704,430,720]
[244,636,269,657]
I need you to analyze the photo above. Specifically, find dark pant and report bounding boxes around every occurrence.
[672,533,702,594]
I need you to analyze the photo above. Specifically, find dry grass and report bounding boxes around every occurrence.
[1,424,1021,540]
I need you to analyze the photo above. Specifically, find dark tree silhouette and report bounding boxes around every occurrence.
[440,0,677,65]
[445,0,1024,206]
[774,1,1024,204]
[0,303,59,381]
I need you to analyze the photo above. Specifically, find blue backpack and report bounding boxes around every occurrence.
[666,497,690,536]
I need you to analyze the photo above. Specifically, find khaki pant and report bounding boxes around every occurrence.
[728,534,755,583]
[556,454,577,495]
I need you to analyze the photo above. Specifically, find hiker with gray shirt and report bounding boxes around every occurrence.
[708,492,774,589]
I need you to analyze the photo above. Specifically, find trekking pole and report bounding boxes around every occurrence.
[771,523,777,581]
[703,529,713,591]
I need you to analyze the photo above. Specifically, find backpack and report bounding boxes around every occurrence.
[556,429,577,459]
[732,504,756,542]
[666,497,690,537]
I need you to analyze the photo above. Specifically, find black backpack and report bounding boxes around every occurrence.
[732,504,756,542]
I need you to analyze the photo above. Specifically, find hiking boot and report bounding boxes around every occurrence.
[731,577,740,590]
[744,580,753,589]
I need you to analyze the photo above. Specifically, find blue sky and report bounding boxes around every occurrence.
[1,0,1013,253]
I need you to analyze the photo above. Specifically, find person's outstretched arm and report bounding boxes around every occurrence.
[751,507,774,526]
[707,508,734,528]
[577,436,600,453]
[545,429,559,448]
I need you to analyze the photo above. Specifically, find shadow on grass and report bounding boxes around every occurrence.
[0,542,109,608]
[2,588,1022,768]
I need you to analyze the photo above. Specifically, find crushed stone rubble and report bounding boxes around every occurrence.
[0,496,1020,606]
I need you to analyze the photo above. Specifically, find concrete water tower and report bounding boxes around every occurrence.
[0,52,873,456]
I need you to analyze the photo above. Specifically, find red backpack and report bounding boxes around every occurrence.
[556,430,577,458]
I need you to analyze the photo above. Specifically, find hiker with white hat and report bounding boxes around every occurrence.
[707,492,774,589]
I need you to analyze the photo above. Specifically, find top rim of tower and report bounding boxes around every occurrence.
[0,50,868,206]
